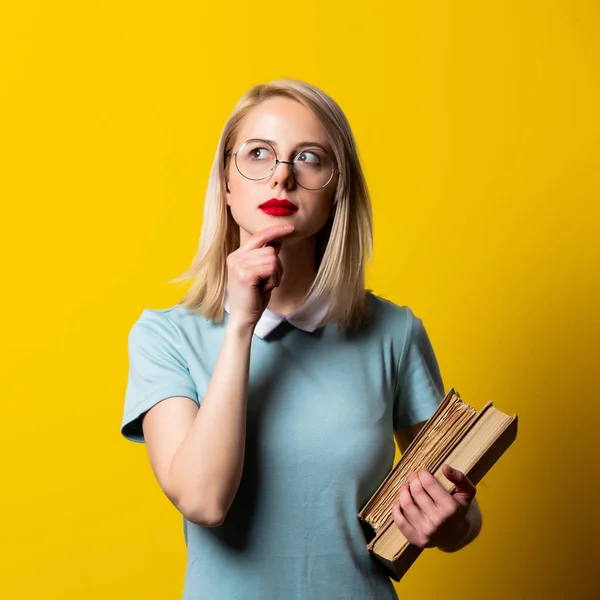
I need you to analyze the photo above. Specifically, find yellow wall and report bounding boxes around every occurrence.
[2,1,598,598]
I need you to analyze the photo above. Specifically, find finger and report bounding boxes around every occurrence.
[408,472,438,515]
[241,243,282,260]
[233,250,280,280]
[397,482,428,531]
[413,468,455,507]
[237,255,279,271]
[227,247,278,271]
[242,263,279,293]
[259,257,283,293]
[258,270,280,295]
[260,277,280,295]
[265,241,282,256]
[442,464,477,504]
[258,252,283,287]
[244,246,280,260]
[234,262,280,288]
[238,225,294,253]
[392,497,417,540]
[259,287,275,304]
[414,467,469,514]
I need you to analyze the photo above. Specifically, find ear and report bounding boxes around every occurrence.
[225,177,231,205]
[224,152,232,204]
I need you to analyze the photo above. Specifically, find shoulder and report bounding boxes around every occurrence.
[128,303,227,356]
[125,308,181,359]
[364,291,418,334]
[130,304,211,334]
[127,304,216,352]
[128,306,179,338]
[363,293,442,365]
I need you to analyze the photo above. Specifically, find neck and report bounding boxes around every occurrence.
[270,235,318,314]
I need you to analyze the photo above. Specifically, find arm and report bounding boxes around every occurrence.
[138,226,292,527]
[142,320,255,527]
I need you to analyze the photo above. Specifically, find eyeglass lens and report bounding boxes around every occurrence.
[235,140,334,189]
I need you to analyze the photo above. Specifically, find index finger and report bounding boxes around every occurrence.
[414,468,456,505]
[239,224,295,252]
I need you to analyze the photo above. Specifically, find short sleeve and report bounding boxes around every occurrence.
[120,309,199,443]
[393,307,446,431]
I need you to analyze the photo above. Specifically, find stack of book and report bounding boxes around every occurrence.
[358,388,518,581]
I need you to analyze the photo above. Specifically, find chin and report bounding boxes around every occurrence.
[236,214,325,242]
[254,215,299,231]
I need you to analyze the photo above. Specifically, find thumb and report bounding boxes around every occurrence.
[265,241,282,256]
[442,464,476,506]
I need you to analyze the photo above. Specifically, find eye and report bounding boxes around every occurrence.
[247,147,271,160]
[296,150,322,165]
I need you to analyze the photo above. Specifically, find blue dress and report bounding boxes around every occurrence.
[121,293,445,599]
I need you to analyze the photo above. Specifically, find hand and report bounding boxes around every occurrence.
[226,224,295,329]
[391,464,477,550]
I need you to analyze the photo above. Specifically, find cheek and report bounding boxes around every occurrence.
[313,190,336,222]
[227,175,256,209]
[226,163,244,199]
[300,200,334,236]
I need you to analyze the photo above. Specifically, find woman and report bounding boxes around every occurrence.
[120,78,482,599]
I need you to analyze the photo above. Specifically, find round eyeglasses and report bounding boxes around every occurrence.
[225,138,338,190]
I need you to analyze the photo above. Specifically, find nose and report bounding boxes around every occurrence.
[269,159,296,190]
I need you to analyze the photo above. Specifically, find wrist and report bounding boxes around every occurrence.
[437,517,472,553]
[226,317,257,338]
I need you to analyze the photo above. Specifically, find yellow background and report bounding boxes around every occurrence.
[2,1,599,598]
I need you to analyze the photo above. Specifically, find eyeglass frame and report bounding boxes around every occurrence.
[224,138,339,191]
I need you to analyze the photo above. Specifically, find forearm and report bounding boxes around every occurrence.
[437,499,482,553]
[169,320,254,525]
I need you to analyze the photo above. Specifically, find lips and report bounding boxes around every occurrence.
[259,198,297,210]
[259,198,298,217]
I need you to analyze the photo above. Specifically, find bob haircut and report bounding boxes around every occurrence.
[172,78,374,331]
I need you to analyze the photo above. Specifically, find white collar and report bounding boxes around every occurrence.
[223,288,330,339]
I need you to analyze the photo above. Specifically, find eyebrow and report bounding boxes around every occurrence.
[259,139,330,153]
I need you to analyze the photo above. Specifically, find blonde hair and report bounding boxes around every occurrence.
[172,78,373,330]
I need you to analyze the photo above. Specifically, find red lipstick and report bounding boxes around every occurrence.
[259,198,298,217]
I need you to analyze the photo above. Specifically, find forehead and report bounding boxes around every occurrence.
[234,97,330,149]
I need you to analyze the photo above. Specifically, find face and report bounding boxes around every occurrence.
[225,97,339,246]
